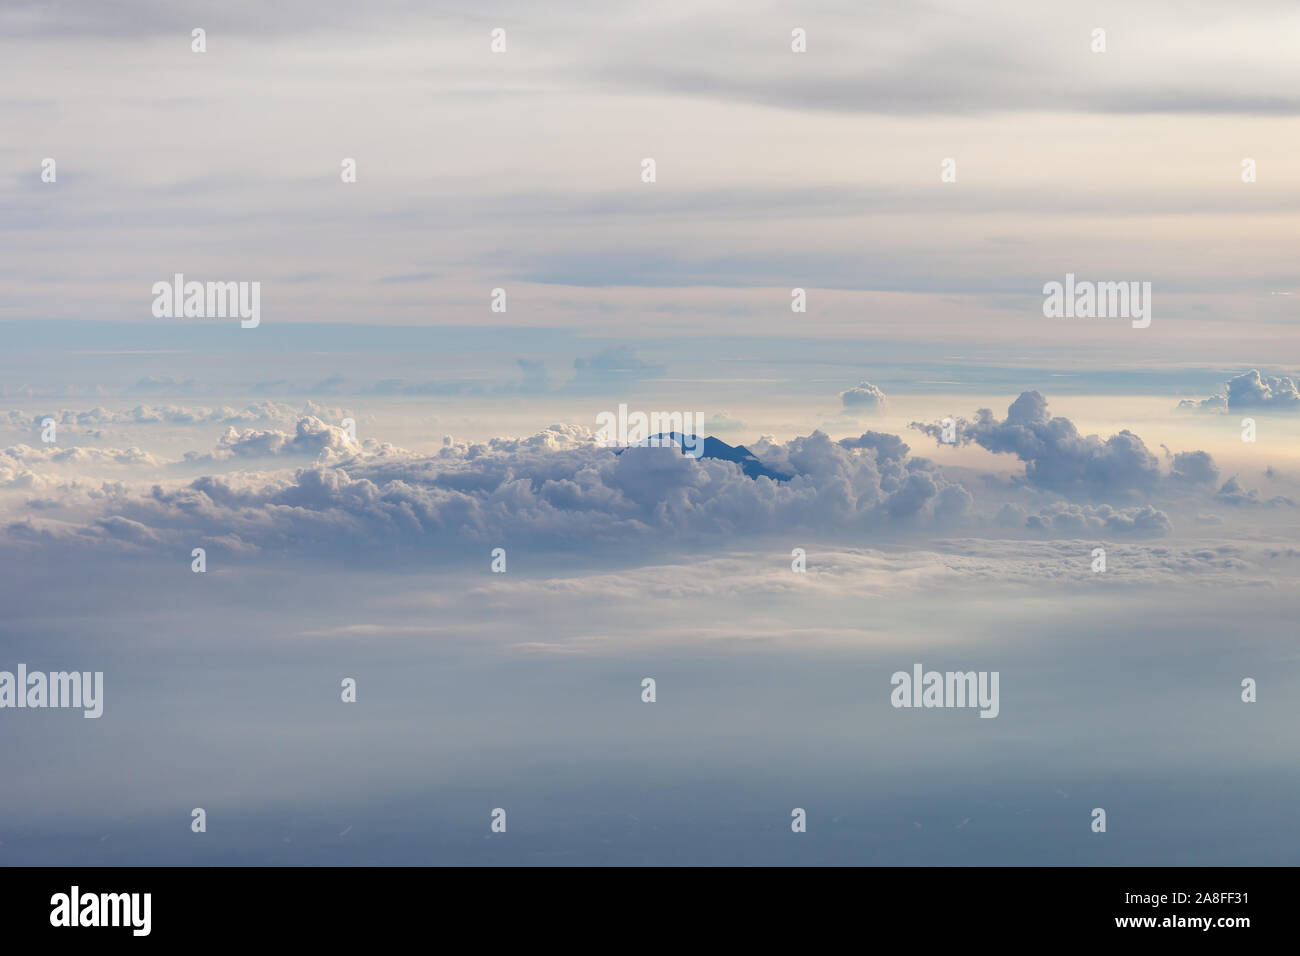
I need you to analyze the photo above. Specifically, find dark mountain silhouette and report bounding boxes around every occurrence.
[617,433,790,481]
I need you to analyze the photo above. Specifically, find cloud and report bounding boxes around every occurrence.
[182,417,409,464]
[7,2,1300,127]
[839,380,887,410]
[838,430,908,462]
[359,379,477,397]
[128,376,195,394]
[885,472,937,518]
[912,391,1166,498]
[702,411,744,433]
[1225,370,1300,411]
[415,540,1285,626]
[1216,476,1297,508]
[580,1,1300,119]
[1177,394,1228,413]
[1178,369,1300,413]
[8,402,351,430]
[1,443,161,468]
[253,374,348,396]
[566,346,664,391]
[9,397,1290,563]
[93,515,161,546]
[206,417,354,460]
[505,358,549,395]
[1026,503,1172,536]
[1170,450,1219,486]
[2,423,985,560]
[351,359,547,398]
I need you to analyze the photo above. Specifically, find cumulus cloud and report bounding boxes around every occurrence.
[206,417,355,460]
[2,423,984,559]
[1178,369,1300,413]
[14,396,1287,564]
[1225,370,1300,410]
[439,424,595,458]
[93,515,162,546]
[912,391,1168,498]
[839,430,908,462]
[1170,450,1219,486]
[839,380,887,410]
[1026,503,1172,536]
[1215,476,1297,508]
[1177,394,1228,413]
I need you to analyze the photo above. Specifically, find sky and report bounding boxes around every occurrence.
[0,0,1298,865]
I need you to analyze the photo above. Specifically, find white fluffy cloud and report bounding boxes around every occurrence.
[4,404,1291,559]
[1,421,981,557]
[915,391,1171,499]
[1178,369,1300,413]
[840,380,888,410]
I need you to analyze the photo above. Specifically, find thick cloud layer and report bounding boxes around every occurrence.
[6,395,1288,560]
[2,423,982,559]
[6,401,350,430]
[1025,503,1172,536]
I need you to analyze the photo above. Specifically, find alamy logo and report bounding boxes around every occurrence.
[151,273,261,328]
[595,404,705,458]
[890,663,999,718]
[1042,273,1151,328]
[0,665,103,718]
[50,886,150,936]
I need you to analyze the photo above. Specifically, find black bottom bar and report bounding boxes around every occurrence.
[0,866,1279,942]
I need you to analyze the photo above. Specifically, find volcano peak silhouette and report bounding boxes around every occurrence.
[618,433,790,481]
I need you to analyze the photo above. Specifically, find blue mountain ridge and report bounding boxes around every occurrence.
[614,433,790,481]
